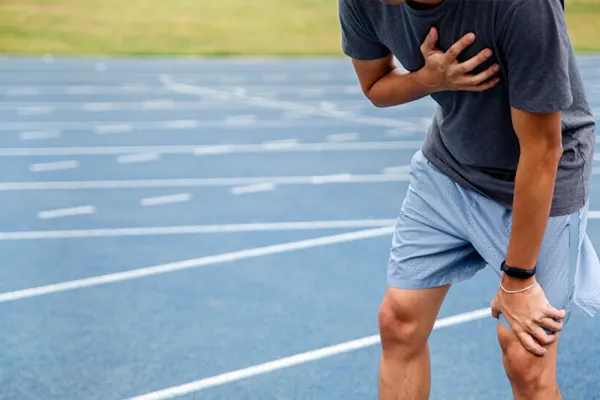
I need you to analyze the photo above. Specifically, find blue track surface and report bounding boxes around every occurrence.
[0,56,599,400]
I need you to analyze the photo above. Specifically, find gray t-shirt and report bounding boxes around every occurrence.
[339,0,596,216]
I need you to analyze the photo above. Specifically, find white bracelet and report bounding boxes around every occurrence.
[500,279,538,294]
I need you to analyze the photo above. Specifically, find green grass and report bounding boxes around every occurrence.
[0,0,598,56]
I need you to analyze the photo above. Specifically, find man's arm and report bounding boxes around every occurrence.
[504,109,563,273]
[352,28,499,108]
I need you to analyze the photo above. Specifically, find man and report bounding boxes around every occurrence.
[338,0,600,399]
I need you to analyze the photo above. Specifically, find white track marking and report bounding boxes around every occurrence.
[18,105,54,116]
[117,153,160,164]
[83,102,116,112]
[0,173,411,191]
[0,226,394,303]
[163,120,199,129]
[29,160,78,172]
[231,183,276,195]
[0,219,398,240]
[299,88,325,98]
[383,165,411,175]
[19,130,60,140]
[124,308,491,400]
[6,88,39,96]
[95,62,107,72]
[0,141,423,157]
[327,133,359,142]
[160,75,418,129]
[261,139,299,149]
[37,206,95,220]
[94,124,133,134]
[262,74,288,83]
[141,193,191,206]
[225,114,258,125]
[142,99,176,109]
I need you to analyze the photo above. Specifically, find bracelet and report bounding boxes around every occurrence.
[500,279,538,294]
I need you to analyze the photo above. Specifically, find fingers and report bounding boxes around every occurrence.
[517,332,548,357]
[458,48,494,74]
[544,305,567,321]
[444,32,476,63]
[420,27,439,54]
[460,77,500,92]
[538,317,564,333]
[529,324,558,346]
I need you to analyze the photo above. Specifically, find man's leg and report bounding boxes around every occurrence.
[497,324,561,400]
[378,285,450,400]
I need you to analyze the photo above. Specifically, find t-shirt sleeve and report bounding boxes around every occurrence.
[499,0,573,113]
[338,0,391,60]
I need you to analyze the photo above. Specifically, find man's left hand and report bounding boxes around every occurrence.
[490,277,566,357]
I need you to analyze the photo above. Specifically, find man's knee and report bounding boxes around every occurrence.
[498,324,558,395]
[378,298,428,358]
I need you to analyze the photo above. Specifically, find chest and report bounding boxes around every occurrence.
[375,5,501,75]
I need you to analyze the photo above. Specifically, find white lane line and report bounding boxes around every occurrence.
[83,102,116,112]
[124,307,491,400]
[29,160,79,172]
[0,219,398,240]
[0,174,411,191]
[163,120,199,129]
[225,114,258,125]
[160,75,418,129]
[37,206,95,220]
[262,74,288,83]
[94,124,133,135]
[299,88,325,98]
[0,141,423,157]
[18,106,54,116]
[117,153,160,164]
[193,145,235,155]
[95,62,107,72]
[142,99,176,109]
[261,139,299,149]
[141,193,191,206]
[19,130,60,141]
[327,133,359,143]
[231,183,276,195]
[0,226,394,303]
[383,165,411,175]
[68,86,97,94]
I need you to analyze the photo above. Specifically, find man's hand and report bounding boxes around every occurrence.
[415,27,500,93]
[491,277,566,357]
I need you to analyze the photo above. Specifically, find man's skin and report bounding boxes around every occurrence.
[351,1,568,399]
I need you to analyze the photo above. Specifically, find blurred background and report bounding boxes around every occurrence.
[0,1,599,400]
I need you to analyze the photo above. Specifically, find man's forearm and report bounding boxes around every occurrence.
[504,148,562,279]
[365,67,436,108]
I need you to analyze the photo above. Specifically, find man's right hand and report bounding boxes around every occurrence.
[415,27,500,93]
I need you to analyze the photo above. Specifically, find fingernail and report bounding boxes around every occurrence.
[493,64,500,71]
[467,33,475,41]
[485,49,492,57]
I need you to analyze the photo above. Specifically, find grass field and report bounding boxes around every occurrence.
[0,0,599,56]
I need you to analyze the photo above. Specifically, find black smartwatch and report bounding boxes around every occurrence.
[500,260,536,280]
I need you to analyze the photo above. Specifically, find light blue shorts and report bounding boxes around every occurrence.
[388,150,595,329]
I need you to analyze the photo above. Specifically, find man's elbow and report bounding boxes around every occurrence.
[522,139,563,167]
[364,89,391,108]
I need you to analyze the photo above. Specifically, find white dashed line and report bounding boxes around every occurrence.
[83,102,116,112]
[18,106,54,116]
[0,141,424,157]
[117,153,160,164]
[95,62,107,72]
[29,160,79,172]
[261,139,299,150]
[19,130,60,141]
[142,99,176,109]
[93,124,133,134]
[141,193,192,206]
[163,120,199,129]
[38,206,95,220]
[327,133,359,143]
[231,183,276,195]
[67,86,96,94]
[0,174,411,191]
[225,114,258,125]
